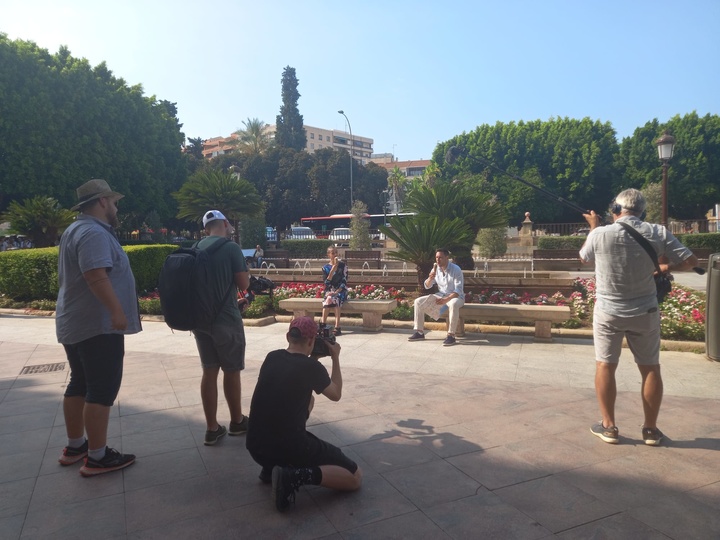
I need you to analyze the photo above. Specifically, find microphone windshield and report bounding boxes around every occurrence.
[445,146,462,164]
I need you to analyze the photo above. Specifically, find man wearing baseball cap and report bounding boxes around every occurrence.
[194,209,250,446]
[56,179,140,476]
[246,316,362,512]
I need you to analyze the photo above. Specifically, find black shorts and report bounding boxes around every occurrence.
[249,432,358,474]
[63,334,124,406]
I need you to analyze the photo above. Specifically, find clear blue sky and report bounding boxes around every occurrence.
[3,1,718,161]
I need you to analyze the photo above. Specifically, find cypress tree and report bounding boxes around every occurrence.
[275,66,307,151]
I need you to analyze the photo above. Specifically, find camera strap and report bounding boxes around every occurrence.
[617,222,663,275]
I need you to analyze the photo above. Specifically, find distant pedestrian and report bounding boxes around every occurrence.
[194,210,250,445]
[56,179,140,476]
[408,248,465,346]
[580,188,698,446]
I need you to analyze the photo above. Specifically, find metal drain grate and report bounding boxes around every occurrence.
[19,363,66,375]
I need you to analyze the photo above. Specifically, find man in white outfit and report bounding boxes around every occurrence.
[408,248,465,346]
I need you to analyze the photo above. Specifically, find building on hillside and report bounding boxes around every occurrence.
[200,125,374,164]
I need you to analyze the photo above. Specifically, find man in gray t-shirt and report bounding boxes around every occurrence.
[580,188,697,447]
[56,179,141,476]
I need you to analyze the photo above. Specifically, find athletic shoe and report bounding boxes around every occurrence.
[272,466,299,512]
[229,416,249,436]
[259,466,272,484]
[333,327,342,336]
[443,335,456,346]
[58,440,88,466]
[408,331,425,341]
[204,425,228,446]
[79,447,135,477]
[590,422,619,444]
[642,427,664,446]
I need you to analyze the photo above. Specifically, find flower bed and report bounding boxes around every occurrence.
[131,278,707,341]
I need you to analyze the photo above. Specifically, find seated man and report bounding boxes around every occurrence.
[408,247,465,346]
[246,316,362,512]
[253,244,264,268]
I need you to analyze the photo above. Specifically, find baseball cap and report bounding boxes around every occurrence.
[289,316,318,339]
[203,210,227,228]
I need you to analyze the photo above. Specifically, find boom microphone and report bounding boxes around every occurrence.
[444,145,591,216]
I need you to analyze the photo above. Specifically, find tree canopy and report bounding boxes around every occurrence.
[275,66,306,151]
[0,34,188,227]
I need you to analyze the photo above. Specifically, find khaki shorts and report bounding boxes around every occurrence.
[592,308,660,365]
[193,323,246,372]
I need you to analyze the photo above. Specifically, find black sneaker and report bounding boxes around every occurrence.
[272,466,299,512]
[58,440,88,466]
[443,335,456,346]
[590,422,619,444]
[642,427,664,446]
[408,331,425,341]
[204,425,228,446]
[79,447,135,477]
[228,416,249,436]
[333,327,342,336]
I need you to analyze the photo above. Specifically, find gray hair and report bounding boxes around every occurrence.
[615,188,646,216]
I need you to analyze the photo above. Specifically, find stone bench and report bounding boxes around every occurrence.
[278,298,397,332]
[441,303,572,341]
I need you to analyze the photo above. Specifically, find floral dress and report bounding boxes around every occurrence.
[321,260,348,308]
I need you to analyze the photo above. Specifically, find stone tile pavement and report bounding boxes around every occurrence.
[1,314,719,539]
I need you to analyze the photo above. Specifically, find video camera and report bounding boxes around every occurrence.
[311,324,337,358]
[238,275,276,312]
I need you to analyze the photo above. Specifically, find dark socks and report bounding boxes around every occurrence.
[293,466,322,487]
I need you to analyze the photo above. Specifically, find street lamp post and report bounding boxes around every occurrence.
[656,130,676,227]
[338,110,353,209]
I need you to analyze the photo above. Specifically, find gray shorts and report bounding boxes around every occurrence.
[193,323,246,372]
[592,308,660,365]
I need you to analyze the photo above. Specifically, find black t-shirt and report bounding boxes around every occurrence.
[246,349,331,455]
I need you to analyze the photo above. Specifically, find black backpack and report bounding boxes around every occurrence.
[158,238,233,331]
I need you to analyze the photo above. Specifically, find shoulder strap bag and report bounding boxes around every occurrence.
[617,221,672,303]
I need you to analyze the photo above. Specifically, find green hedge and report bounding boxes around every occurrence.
[279,239,334,258]
[676,233,720,251]
[536,236,586,249]
[0,244,176,301]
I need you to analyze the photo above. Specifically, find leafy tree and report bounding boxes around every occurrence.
[349,200,371,250]
[232,118,273,155]
[173,170,264,235]
[275,66,306,151]
[186,137,205,160]
[0,35,188,225]
[438,118,620,224]
[476,227,508,258]
[1,196,75,247]
[642,182,663,224]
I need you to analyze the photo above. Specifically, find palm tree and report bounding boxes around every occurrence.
[380,216,474,291]
[1,196,75,247]
[387,166,407,212]
[380,182,508,290]
[172,170,264,240]
[232,117,274,155]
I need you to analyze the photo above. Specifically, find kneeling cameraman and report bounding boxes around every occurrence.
[246,316,362,512]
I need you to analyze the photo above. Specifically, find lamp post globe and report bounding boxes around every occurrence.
[655,130,676,227]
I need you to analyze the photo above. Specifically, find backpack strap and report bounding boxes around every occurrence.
[617,221,663,274]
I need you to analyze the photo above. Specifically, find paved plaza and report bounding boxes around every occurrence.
[1,313,719,539]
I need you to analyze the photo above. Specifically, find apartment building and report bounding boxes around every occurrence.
[200,125,374,164]
[373,158,432,177]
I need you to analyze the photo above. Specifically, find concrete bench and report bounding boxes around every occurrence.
[278,298,397,332]
[441,303,572,341]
